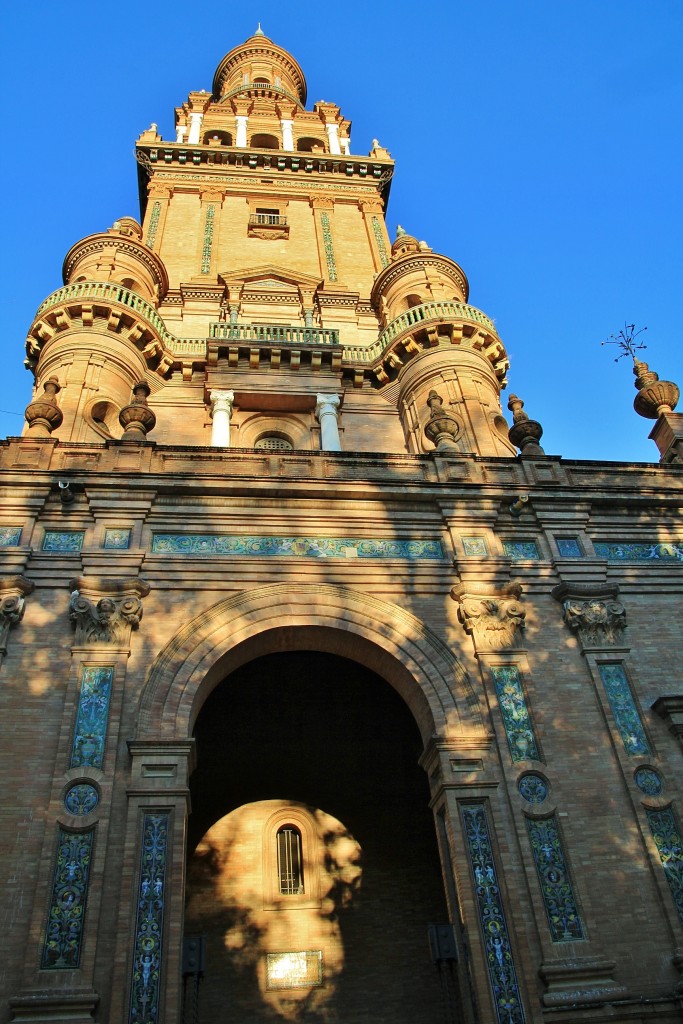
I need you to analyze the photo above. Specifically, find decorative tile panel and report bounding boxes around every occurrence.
[0,526,21,546]
[200,204,215,274]
[41,828,94,969]
[461,803,526,1024]
[129,813,170,1024]
[103,528,131,550]
[371,216,389,268]
[151,533,443,560]
[490,666,540,762]
[594,542,683,562]
[645,806,683,924]
[556,538,583,558]
[518,774,548,804]
[145,201,161,249]
[43,530,85,552]
[597,664,650,757]
[634,767,663,796]
[503,541,540,560]
[64,783,100,816]
[462,536,489,558]
[526,815,585,942]
[320,211,338,281]
[70,666,114,769]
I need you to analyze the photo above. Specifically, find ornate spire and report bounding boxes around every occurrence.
[253,23,265,37]
[632,359,679,419]
[507,394,545,457]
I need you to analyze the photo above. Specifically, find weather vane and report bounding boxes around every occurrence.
[602,323,647,362]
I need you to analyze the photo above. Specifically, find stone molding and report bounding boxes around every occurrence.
[539,957,628,1007]
[0,576,34,654]
[450,581,526,651]
[69,576,150,646]
[552,582,626,649]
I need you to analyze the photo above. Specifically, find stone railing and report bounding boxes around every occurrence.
[209,322,339,346]
[344,301,498,363]
[33,282,206,357]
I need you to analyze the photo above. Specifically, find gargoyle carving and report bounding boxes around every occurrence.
[451,581,526,651]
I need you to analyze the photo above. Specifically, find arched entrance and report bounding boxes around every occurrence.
[184,650,451,1024]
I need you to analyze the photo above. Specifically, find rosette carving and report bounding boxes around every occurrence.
[69,577,150,645]
[451,581,526,651]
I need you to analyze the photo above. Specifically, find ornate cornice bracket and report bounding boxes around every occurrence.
[552,582,626,649]
[69,576,150,646]
[450,581,526,651]
[0,576,34,655]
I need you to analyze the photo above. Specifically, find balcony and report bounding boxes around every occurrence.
[209,323,339,346]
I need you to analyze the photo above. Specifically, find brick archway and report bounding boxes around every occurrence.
[137,583,485,744]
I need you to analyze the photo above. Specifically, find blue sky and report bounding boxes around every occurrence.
[1,0,681,461]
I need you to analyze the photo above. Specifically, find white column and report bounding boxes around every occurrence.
[176,124,187,144]
[340,136,350,155]
[188,112,203,145]
[235,115,248,148]
[316,394,342,451]
[325,122,341,156]
[281,119,294,151]
[210,390,234,447]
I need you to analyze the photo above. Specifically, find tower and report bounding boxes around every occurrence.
[2,29,683,1024]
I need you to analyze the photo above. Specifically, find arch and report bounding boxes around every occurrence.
[297,136,326,153]
[250,133,279,150]
[137,584,484,744]
[203,129,233,146]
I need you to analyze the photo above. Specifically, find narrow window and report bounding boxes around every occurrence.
[277,826,304,894]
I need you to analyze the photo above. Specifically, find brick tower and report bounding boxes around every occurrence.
[3,28,683,1024]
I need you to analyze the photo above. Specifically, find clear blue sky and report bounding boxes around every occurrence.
[1,0,681,461]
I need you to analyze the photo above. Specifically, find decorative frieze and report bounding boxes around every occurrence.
[552,583,626,648]
[151,534,443,559]
[451,581,526,651]
[69,577,150,646]
[43,530,85,552]
[371,216,389,268]
[594,541,683,562]
[502,541,540,561]
[0,575,33,655]
[41,828,95,969]
[461,803,526,1024]
[128,812,170,1024]
[145,201,161,249]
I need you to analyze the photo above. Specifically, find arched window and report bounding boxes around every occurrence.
[254,434,293,451]
[277,826,304,894]
[250,133,279,150]
[297,136,326,153]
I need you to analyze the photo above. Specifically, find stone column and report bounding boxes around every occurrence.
[325,122,341,155]
[175,124,187,144]
[235,115,248,147]
[210,390,234,447]
[187,112,203,145]
[281,119,294,151]
[316,394,342,451]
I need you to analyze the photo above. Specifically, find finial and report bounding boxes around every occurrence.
[395,225,407,238]
[507,394,545,457]
[424,390,462,452]
[602,323,679,419]
[254,22,265,36]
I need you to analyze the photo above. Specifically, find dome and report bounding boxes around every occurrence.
[212,30,307,106]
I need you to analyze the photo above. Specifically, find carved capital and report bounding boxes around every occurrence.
[0,576,34,654]
[69,576,150,646]
[451,581,526,651]
[552,582,626,649]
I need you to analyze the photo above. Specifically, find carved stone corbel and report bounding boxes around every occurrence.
[552,582,626,649]
[69,576,150,646]
[0,576,34,655]
[450,581,526,651]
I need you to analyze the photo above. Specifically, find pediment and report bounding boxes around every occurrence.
[219,264,322,293]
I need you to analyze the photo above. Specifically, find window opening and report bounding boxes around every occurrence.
[255,435,293,451]
[277,826,304,894]
[254,208,283,225]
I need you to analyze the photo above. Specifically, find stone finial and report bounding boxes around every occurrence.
[552,582,626,649]
[0,576,34,655]
[632,359,680,419]
[507,394,545,457]
[119,381,156,441]
[451,581,526,651]
[24,378,63,437]
[424,390,461,452]
[69,577,150,646]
